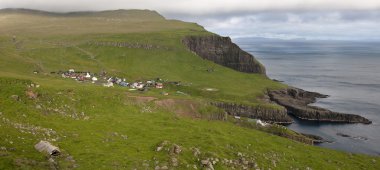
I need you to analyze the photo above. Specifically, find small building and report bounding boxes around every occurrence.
[130,82,144,89]
[136,83,144,89]
[119,81,129,87]
[77,76,85,81]
[155,83,163,89]
[92,77,98,82]
[103,82,114,87]
[130,82,138,89]
[85,72,91,78]
[145,80,156,87]
[70,74,77,79]
[115,78,122,84]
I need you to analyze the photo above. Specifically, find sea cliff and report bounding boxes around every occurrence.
[182,35,266,74]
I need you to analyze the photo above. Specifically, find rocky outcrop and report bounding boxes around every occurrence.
[301,133,329,144]
[268,88,372,124]
[182,35,266,74]
[213,102,293,124]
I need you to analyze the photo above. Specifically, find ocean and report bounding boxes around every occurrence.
[234,38,380,155]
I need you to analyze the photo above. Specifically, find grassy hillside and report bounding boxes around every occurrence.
[0,9,379,169]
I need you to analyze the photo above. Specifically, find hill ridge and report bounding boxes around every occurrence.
[0,8,165,20]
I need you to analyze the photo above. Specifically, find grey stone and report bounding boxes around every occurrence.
[173,144,181,154]
[10,95,19,101]
[171,157,178,166]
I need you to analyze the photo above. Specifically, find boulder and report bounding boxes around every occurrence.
[10,95,19,101]
[172,144,181,154]
[34,141,60,156]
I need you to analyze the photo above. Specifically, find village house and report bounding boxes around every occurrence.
[119,81,129,87]
[130,82,144,89]
[85,72,91,78]
[103,82,114,87]
[155,82,163,89]
[77,75,85,81]
[91,76,98,83]
[136,82,145,89]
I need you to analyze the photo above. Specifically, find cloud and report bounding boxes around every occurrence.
[1,0,380,40]
[179,10,380,40]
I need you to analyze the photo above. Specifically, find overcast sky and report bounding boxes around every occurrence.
[1,0,380,40]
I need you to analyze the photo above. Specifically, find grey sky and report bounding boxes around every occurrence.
[1,0,380,40]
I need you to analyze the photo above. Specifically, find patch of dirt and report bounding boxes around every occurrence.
[155,99,201,118]
[26,90,38,99]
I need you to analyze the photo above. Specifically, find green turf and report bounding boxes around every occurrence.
[0,9,379,169]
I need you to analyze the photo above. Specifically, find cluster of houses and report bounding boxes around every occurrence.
[58,69,164,90]
[61,69,98,82]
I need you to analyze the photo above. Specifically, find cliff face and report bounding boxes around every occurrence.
[268,88,372,124]
[213,102,293,124]
[182,35,266,74]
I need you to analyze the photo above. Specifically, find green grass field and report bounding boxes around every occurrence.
[0,9,379,169]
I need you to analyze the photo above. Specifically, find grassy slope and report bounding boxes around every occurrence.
[0,9,379,169]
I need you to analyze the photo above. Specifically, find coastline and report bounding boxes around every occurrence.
[182,34,372,126]
[233,37,380,155]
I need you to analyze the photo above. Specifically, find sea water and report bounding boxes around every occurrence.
[235,38,380,155]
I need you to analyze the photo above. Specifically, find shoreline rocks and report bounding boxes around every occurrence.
[213,102,293,124]
[336,133,369,141]
[301,133,329,144]
[268,87,371,124]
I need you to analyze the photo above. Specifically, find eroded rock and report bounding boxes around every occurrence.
[268,87,371,124]
[172,144,182,155]
[213,102,292,124]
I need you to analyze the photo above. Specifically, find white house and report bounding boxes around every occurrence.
[136,83,144,89]
[85,73,91,78]
[155,83,163,89]
[92,77,98,83]
[103,82,114,87]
